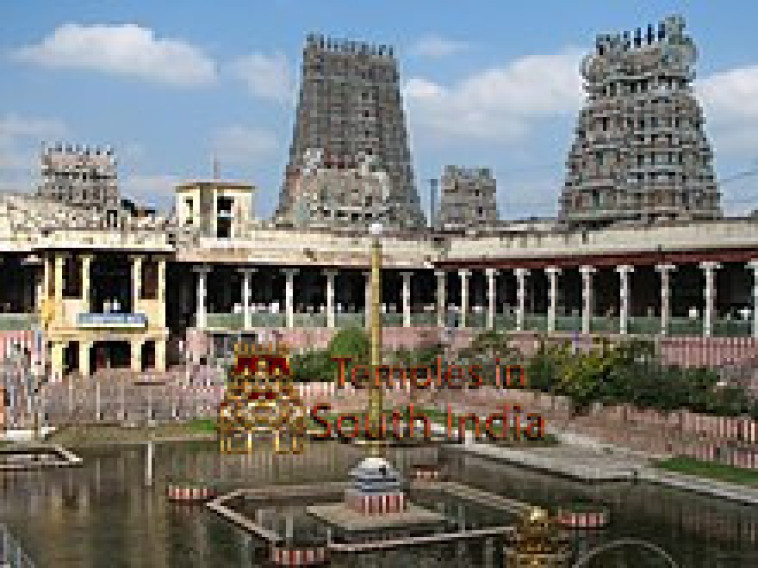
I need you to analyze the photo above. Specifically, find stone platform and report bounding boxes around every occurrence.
[306,502,445,532]
[0,444,82,471]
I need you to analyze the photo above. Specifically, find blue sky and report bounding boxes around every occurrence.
[1,0,757,219]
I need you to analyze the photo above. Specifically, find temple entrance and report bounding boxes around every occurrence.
[63,341,79,375]
[91,341,131,372]
[141,340,155,371]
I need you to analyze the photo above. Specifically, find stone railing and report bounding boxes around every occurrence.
[555,315,582,333]
[195,311,756,341]
[494,314,517,331]
[335,312,364,328]
[206,313,243,329]
[0,313,38,331]
[669,317,702,336]
[411,312,437,326]
[713,319,752,337]
[524,314,548,332]
[628,316,659,335]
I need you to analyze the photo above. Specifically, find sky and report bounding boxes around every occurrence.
[1,0,758,219]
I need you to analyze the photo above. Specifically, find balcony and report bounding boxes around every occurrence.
[77,313,147,329]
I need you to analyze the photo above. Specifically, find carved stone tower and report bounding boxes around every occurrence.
[277,34,425,228]
[560,15,721,226]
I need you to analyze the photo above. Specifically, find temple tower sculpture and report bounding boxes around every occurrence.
[277,34,425,228]
[560,15,721,227]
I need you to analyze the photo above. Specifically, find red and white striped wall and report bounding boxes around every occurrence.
[0,330,41,361]
[661,337,758,368]
[166,484,215,502]
[270,546,327,566]
[345,492,406,515]
[557,509,609,529]
[412,467,442,481]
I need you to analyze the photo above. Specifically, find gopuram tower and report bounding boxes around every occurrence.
[276,34,425,228]
[560,15,721,227]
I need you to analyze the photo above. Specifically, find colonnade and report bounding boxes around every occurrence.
[191,260,758,338]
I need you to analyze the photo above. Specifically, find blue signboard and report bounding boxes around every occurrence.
[77,313,148,328]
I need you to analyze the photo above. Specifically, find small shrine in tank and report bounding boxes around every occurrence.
[306,456,446,538]
[345,456,405,515]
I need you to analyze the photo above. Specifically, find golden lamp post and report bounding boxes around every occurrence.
[367,222,384,454]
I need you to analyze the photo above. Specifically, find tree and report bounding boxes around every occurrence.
[328,327,369,365]
[290,349,336,383]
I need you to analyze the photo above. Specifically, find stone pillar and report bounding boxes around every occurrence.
[131,255,143,312]
[435,271,446,328]
[193,266,210,329]
[131,339,143,373]
[750,260,758,338]
[283,269,298,329]
[156,259,166,328]
[155,339,167,372]
[656,264,676,336]
[701,261,721,337]
[616,265,634,335]
[239,268,256,329]
[400,271,412,328]
[485,268,498,330]
[546,267,560,334]
[81,255,93,312]
[51,342,65,381]
[37,256,50,312]
[324,270,337,329]
[157,259,166,303]
[580,266,596,335]
[79,341,92,377]
[54,254,64,307]
[515,268,529,332]
[458,269,470,328]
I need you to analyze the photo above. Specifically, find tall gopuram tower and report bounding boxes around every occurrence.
[560,15,721,227]
[276,34,425,228]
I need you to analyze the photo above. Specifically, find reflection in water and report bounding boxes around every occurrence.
[0,442,754,566]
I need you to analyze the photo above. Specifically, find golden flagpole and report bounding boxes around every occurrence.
[367,223,384,455]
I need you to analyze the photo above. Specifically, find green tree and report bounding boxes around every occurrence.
[328,326,369,365]
[290,349,336,383]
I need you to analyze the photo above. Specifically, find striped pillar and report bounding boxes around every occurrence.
[700,262,721,337]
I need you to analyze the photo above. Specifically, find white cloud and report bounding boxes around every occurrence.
[13,23,217,87]
[410,36,469,58]
[0,114,67,189]
[228,51,293,102]
[699,65,758,156]
[211,125,279,167]
[121,174,179,209]
[404,48,584,144]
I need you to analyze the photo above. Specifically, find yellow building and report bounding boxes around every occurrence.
[175,180,255,239]
[36,242,171,379]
